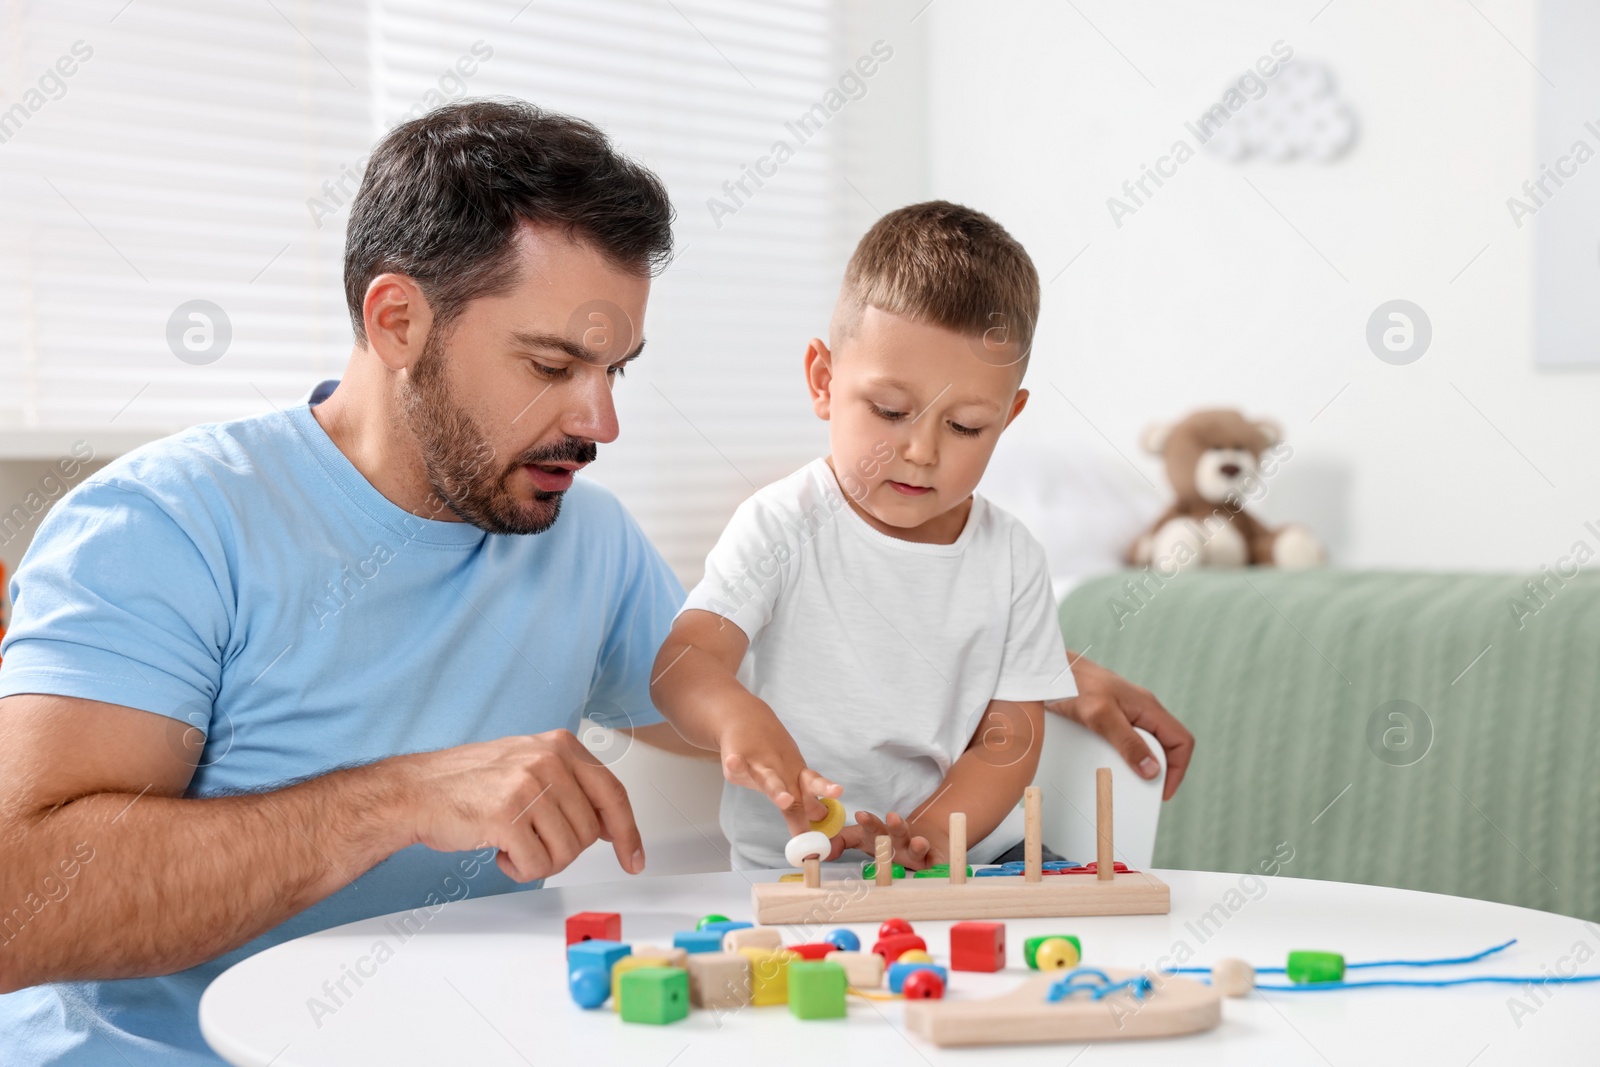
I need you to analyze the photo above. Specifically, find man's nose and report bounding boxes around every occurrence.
[565,372,619,444]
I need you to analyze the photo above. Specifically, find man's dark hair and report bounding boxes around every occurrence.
[344,98,675,344]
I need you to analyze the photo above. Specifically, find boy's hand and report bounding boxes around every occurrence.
[717,705,842,836]
[835,810,936,870]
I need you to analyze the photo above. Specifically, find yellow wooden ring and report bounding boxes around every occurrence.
[1035,937,1081,971]
[809,796,847,838]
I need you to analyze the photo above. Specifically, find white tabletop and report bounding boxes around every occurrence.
[200,868,1599,1065]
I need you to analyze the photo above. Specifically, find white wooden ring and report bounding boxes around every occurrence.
[785,830,832,867]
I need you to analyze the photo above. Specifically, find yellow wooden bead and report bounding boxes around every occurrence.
[809,796,847,838]
[897,949,934,965]
[778,873,804,883]
[1035,937,1081,971]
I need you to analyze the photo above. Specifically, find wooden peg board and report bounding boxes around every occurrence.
[750,869,1169,924]
[754,775,1166,923]
[903,968,1220,1047]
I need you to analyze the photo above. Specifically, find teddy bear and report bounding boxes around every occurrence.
[1125,408,1325,571]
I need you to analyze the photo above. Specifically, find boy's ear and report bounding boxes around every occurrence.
[804,337,834,419]
[1002,387,1029,431]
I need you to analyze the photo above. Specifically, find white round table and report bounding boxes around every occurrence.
[200,868,1599,1065]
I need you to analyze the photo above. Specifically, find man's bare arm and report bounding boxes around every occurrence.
[0,693,643,995]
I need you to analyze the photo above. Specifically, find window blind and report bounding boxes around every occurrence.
[0,0,872,585]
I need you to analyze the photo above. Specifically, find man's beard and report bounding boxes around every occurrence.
[399,333,597,535]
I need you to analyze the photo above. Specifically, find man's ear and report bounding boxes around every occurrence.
[804,337,834,420]
[362,273,434,372]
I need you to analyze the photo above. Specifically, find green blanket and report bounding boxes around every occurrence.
[1057,569,1600,921]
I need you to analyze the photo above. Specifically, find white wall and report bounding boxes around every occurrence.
[925,0,1592,575]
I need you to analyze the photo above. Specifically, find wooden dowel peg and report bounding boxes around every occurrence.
[1096,767,1114,881]
[948,813,967,884]
[875,835,893,886]
[1024,786,1042,882]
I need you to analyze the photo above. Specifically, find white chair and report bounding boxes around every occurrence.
[1030,716,1165,871]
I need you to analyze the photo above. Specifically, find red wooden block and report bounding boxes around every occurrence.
[871,933,927,963]
[902,968,946,999]
[565,911,622,946]
[949,921,1006,973]
[788,942,837,961]
[878,918,914,939]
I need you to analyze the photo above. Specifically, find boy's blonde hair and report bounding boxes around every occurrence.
[832,200,1039,368]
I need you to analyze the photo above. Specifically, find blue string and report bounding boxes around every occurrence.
[1166,939,1520,977]
[1252,974,1600,992]
[1046,968,1153,1003]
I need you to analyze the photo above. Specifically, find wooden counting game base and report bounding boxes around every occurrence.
[755,771,1170,924]
[902,968,1221,1047]
[751,869,1169,924]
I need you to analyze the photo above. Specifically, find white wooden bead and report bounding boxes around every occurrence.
[784,830,831,867]
[1211,957,1255,997]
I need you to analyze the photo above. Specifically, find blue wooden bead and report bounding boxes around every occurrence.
[673,930,726,954]
[824,928,860,953]
[887,961,948,994]
[569,965,610,1008]
[698,920,753,935]
[568,939,631,975]
[974,866,1016,877]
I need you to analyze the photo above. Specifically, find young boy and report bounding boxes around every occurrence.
[650,201,1076,871]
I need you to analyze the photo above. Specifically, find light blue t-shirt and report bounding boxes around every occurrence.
[0,391,682,1065]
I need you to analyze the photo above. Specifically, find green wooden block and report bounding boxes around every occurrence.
[912,864,975,878]
[1024,934,1082,969]
[787,961,847,1020]
[1286,950,1344,984]
[860,862,905,880]
[619,966,690,1024]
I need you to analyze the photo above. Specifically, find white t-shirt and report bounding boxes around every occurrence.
[680,457,1078,870]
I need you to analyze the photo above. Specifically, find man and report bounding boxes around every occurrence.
[0,99,1192,1064]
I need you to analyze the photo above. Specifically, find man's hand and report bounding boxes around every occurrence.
[1047,651,1194,800]
[832,810,936,870]
[717,703,841,836]
[397,729,645,882]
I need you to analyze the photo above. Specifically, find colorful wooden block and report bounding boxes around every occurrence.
[1036,938,1080,970]
[610,953,674,1009]
[633,944,689,969]
[950,921,1006,973]
[673,930,725,954]
[871,933,927,962]
[568,965,610,1008]
[913,865,974,878]
[860,862,906,879]
[565,911,621,945]
[738,946,799,1005]
[1287,950,1344,984]
[788,961,848,1020]
[888,961,948,994]
[824,929,860,952]
[787,942,837,960]
[699,920,752,935]
[902,968,946,999]
[567,939,630,975]
[723,926,783,954]
[685,951,752,1010]
[823,949,885,989]
[618,966,689,1025]
[1024,934,1082,970]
